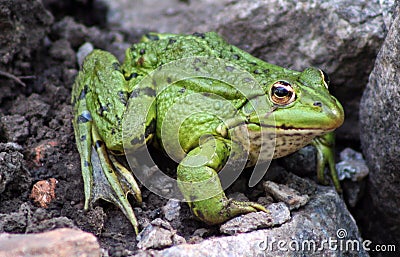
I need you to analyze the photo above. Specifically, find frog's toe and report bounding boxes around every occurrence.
[227,199,268,214]
[109,155,142,203]
[89,147,140,234]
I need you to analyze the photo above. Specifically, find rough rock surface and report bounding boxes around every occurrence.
[137,218,185,250]
[102,0,234,34]
[359,3,400,245]
[134,186,367,257]
[0,228,100,257]
[0,143,30,194]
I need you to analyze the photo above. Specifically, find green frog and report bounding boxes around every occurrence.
[71,32,344,234]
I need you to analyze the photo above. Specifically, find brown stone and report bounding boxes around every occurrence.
[0,228,100,257]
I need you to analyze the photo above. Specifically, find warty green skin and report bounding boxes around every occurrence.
[71,32,344,234]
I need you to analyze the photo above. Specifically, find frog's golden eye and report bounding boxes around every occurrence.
[319,69,330,89]
[270,81,296,106]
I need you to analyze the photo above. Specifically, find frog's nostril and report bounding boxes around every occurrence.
[313,101,322,107]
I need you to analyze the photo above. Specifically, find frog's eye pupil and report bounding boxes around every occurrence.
[270,81,296,105]
[274,86,289,97]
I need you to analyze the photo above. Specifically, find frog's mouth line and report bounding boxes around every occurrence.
[256,123,335,133]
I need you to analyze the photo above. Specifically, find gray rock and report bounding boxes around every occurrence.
[102,0,234,34]
[336,148,369,208]
[359,2,400,242]
[134,186,367,256]
[220,202,290,235]
[77,42,94,67]
[136,218,185,250]
[162,199,181,222]
[263,181,309,210]
[336,148,369,182]
[380,0,397,28]
[0,143,29,194]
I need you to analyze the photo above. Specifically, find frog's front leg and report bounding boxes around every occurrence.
[312,132,342,192]
[177,137,267,224]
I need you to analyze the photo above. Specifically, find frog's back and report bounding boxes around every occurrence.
[121,32,285,84]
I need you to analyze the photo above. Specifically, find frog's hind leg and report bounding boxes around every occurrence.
[91,126,140,234]
[72,50,143,234]
[72,100,94,214]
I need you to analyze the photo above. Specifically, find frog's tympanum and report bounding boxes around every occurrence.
[72,32,344,234]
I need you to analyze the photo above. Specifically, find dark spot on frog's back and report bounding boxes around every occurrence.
[130,134,145,146]
[98,105,109,116]
[144,87,156,97]
[113,62,121,71]
[232,54,240,60]
[94,140,104,150]
[145,119,156,138]
[118,91,129,105]
[77,111,92,123]
[225,66,235,72]
[78,85,89,100]
[167,77,172,84]
[145,33,159,41]
[130,88,139,98]
[125,72,138,81]
[192,32,206,39]
[193,58,201,64]
[313,101,322,107]
[168,38,177,45]
[130,87,156,98]
[243,77,253,83]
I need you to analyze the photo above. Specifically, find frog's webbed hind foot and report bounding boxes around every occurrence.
[89,128,141,234]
